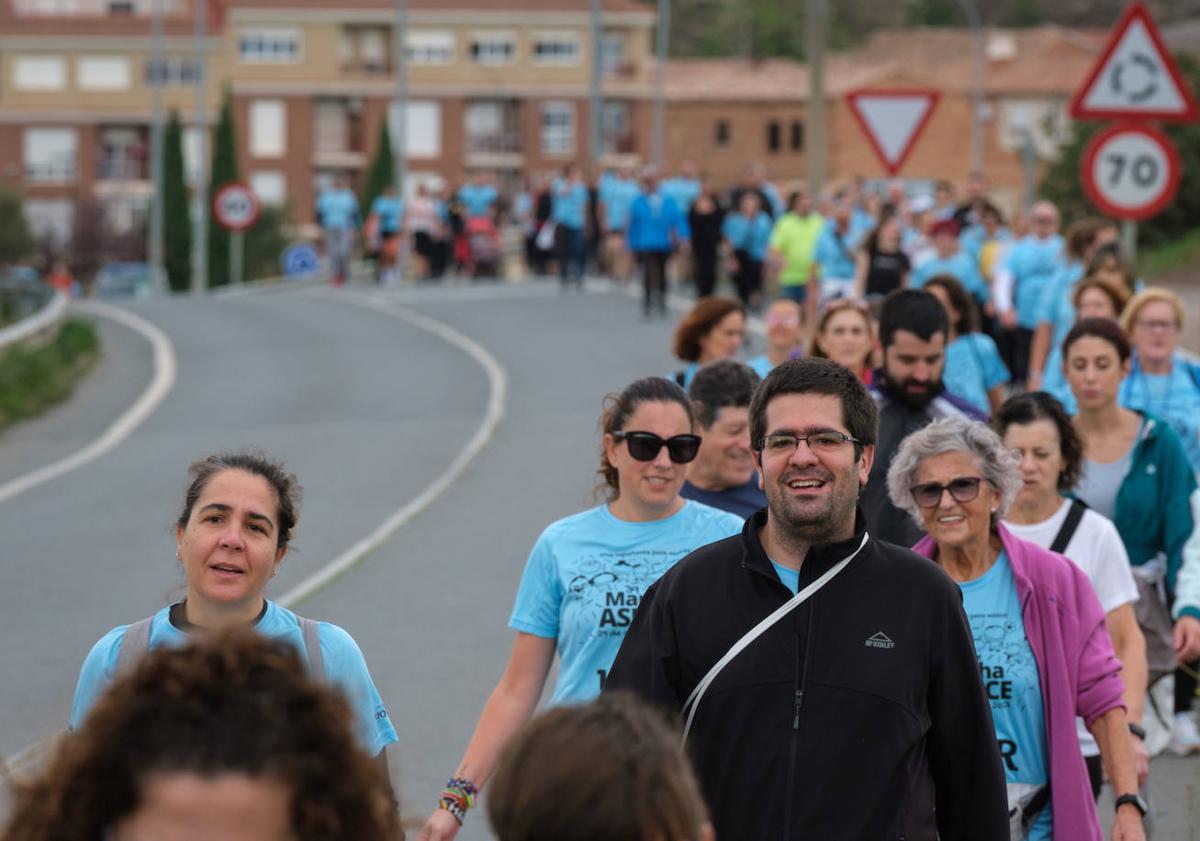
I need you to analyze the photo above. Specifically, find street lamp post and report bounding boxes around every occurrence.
[393,0,407,195]
[589,0,603,168]
[651,0,669,167]
[192,0,208,293]
[149,0,164,287]
[955,0,985,175]
[806,0,826,197]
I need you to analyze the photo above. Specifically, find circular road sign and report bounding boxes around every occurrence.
[281,242,321,278]
[213,183,261,231]
[1081,123,1181,221]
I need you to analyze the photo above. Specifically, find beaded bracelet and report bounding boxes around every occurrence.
[437,777,479,825]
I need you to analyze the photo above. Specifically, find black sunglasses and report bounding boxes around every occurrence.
[612,431,701,464]
[909,476,990,509]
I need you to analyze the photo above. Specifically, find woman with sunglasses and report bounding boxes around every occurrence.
[418,377,742,841]
[887,417,1143,841]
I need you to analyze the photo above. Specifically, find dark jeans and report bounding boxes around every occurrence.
[639,251,669,315]
[1000,325,1035,385]
[1177,663,1198,714]
[733,249,763,307]
[557,225,585,286]
[693,249,718,298]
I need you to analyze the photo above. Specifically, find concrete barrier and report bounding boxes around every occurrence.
[0,280,69,353]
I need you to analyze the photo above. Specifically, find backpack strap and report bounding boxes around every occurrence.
[674,370,687,388]
[1049,499,1088,555]
[299,616,326,681]
[115,616,154,675]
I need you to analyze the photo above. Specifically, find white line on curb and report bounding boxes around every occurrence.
[0,301,177,506]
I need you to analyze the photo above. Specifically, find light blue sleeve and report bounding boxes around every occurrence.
[910,261,930,288]
[69,626,126,730]
[721,213,737,244]
[813,228,832,264]
[319,623,398,757]
[368,196,384,216]
[508,531,563,639]
[976,334,1010,390]
[1035,269,1063,326]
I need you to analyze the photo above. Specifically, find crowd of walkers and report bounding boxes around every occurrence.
[8,170,1200,841]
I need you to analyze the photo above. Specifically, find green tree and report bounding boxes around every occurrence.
[1039,54,1200,252]
[162,110,192,292]
[1004,0,1044,27]
[206,90,239,288]
[244,204,291,282]
[0,190,35,266]
[361,119,396,212]
[905,0,958,26]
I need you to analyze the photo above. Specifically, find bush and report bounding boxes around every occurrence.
[0,318,100,428]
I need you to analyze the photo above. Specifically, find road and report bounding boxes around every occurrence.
[2,278,1197,839]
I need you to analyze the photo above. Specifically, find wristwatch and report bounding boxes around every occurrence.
[1128,722,1147,740]
[1114,793,1149,818]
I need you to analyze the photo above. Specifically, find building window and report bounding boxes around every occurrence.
[23,198,74,247]
[465,100,519,154]
[601,31,625,74]
[389,100,442,158]
[601,101,631,154]
[182,126,205,185]
[533,32,580,65]
[405,30,454,65]
[767,120,781,153]
[313,100,348,154]
[249,99,286,158]
[77,56,131,91]
[790,120,804,151]
[13,56,67,91]
[540,101,574,155]
[23,127,77,182]
[238,28,301,64]
[341,27,390,75]
[715,119,730,148]
[145,57,200,85]
[470,31,516,65]
[250,171,287,206]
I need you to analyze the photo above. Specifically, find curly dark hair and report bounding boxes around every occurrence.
[991,392,1083,492]
[177,452,302,551]
[1,630,401,841]
[671,297,745,362]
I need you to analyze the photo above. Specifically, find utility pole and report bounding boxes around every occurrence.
[805,0,826,197]
[148,0,164,287]
[955,0,985,175]
[392,0,407,194]
[191,0,209,293]
[589,0,604,168]
[651,0,669,167]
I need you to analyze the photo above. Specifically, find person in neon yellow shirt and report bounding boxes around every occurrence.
[767,187,824,325]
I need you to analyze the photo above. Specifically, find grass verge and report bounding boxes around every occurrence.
[1142,227,1200,279]
[0,318,100,429]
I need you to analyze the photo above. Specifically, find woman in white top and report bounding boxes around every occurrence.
[994,391,1149,795]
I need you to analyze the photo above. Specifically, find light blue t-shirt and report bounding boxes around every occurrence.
[69,601,398,757]
[911,251,989,304]
[1040,346,1077,415]
[601,177,641,231]
[369,195,404,234]
[457,183,499,218]
[943,332,1010,415]
[959,552,1052,840]
[552,178,589,230]
[770,559,800,595]
[748,351,802,380]
[1119,355,1200,474]
[1005,235,1064,330]
[670,362,702,390]
[722,211,773,261]
[961,225,1012,261]
[509,501,743,704]
[660,176,701,213]
[1037,261,1083,352]
[814,222,859,280]
[316,188,360,230]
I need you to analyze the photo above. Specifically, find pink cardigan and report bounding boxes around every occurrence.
[913,523,1125,841]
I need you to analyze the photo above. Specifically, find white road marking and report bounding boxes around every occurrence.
[0,301,177,506]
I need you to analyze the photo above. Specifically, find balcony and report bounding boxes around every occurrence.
[339,58,391,78]
[466,131,521,155]
[97,156,148,181]
[24,162,75,183]
[465,101,522,167]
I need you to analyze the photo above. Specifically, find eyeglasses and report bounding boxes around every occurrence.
[766,314,801,327]
[1134,319,1178,333]
[909,476,990,508]
[758,431,859,457]
[612,431,702,463]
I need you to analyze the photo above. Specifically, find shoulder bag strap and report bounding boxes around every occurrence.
[299,616,326,681]
[680,533,869,745]
[1049,499,1087,555]
[115,616,154,675]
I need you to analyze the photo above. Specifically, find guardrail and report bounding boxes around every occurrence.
[0,278,69,353]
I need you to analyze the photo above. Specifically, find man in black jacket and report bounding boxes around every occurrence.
[606,357,1007,841]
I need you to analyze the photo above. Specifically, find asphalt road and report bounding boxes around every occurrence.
[2,277,1197,838]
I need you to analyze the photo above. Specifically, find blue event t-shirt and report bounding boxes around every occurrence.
[369,195,404,234]
[1037,261,1083,352]
[316,188,360,230]
[911,251,989,304]
[551,178,589,230]
[680,476,765,519]
[1119,356,1200,474]
[1005,235,1064,330]
[814,222,859,280]
[601,177,641,231]
[457,183,499,218]
[943,332,1010,415]
[660,176,701,213]
[509,501,743,704]
[69,601,398,757]
[722,211,773,261]
[770,559,800,595]
[959,552,1052,840]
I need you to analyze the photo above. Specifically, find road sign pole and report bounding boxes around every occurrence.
[1122,219,1138,262]
[230,231,244,286]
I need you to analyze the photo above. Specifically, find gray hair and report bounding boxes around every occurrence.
[885,417,1022,527]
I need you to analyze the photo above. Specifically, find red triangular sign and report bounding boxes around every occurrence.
[845,89,940,176]
[1069,1,1198,122]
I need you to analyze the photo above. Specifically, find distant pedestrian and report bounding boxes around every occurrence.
[808,298,874,385]
[814,191,866,303]
[599,164,640,283]
[367,183,404,286]
[687,182,726,298]
[924,274,1010,415]
[670,296,745,389]
[316,175,360,286]
[748,297,805,379]
[407,183,444,281]
[416,378,742,841]
[853,209,910,304]
[911,219,988,306]
[766,187,823,321]
[721,192,772,308]
[457,170,499,221]
[627,167,689,317]
[993,200,1063,383]
[552,163,589,288]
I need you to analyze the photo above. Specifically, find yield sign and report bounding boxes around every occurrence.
[845,89,941,175]
[1069,1,1198,122]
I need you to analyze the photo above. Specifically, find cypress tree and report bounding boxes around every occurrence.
[162,110,192,292]
[362,118,396,212]
[207,89,239,287]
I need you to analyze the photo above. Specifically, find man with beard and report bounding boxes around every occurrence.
[606,358,1007,841]
[861,289,986,546]
[680,360,765,518]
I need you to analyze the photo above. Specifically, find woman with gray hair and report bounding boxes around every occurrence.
[887,417,1144,841]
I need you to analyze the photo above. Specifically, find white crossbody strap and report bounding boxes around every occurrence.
[681,532,869,744]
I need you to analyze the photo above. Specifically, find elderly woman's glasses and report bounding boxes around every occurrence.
[758,431,859,456]
[612,431,701,463]
[909,476,989,508]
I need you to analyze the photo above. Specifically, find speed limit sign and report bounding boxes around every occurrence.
[213,183,261,231]
[1081,123,1181,221]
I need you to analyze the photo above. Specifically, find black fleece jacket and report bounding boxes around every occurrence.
[605,510,1008,841]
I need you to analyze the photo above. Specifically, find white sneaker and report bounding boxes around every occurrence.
[1168,711,1200,756]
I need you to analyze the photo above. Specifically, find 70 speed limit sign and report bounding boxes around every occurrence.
[1081,123,1181,221]
[213,182,261,232]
